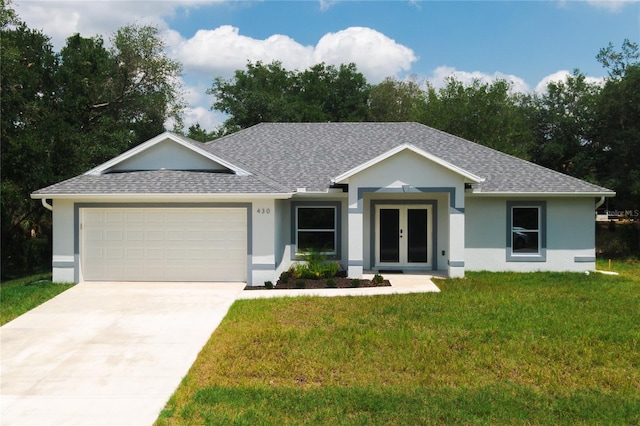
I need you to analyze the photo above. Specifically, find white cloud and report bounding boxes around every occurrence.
[313,27,417,82]
[586,0,638,12]
[428,66,531,93]
[170,25,315,77]
[534,70,605,93]
[12,1,181,49]
[170,25,417,83]
[319,0,337,11]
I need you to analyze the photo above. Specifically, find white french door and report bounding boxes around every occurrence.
[375,205,432,268]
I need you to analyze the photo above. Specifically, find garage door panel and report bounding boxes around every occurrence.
[82,208,247,282]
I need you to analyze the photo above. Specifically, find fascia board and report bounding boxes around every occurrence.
[332,143,484,184]
[466,191,616,197]
[84,132,251,176]
[31,192,294,200]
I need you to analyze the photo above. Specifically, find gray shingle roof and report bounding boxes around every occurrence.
[32,170,285,195]
[33,123,614,196]
[205,122,613,194]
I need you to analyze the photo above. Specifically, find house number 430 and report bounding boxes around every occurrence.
[256,208,271,214]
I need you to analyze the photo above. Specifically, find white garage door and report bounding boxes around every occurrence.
[81,207,247,282]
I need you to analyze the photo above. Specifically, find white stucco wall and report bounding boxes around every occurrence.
[49,196,283,285]
[345,149,467,277]
[110,140,227,171]
[465,196,597,272]
[251,199,277,286]
[51,199,76,283]
[273,195,349,277]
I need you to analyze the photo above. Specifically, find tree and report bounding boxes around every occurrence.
[592,40,640,208]
[596,39,640,79]
[524,71,601,179]
[0,9,186,277]
[185,123,221,142]
[108,24,185,142]
[209,61,370,132]
[1,0,58,275]
[368,77,426,122]
[419,78,535,159]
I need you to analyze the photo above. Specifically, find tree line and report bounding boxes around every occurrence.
[1,0,638,277]
[207,51,638,212]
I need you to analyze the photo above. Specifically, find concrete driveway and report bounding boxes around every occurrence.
[0,282,246,426]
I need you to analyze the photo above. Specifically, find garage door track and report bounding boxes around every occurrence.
[0,282,246,425]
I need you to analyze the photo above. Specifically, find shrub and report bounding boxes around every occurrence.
[295,279,306,289]
[294,249,340,280]
[278,270,292,284]
[350,278,361,288]
[326,278,337,288]
[264,281,274,289]
[596,221,640,258]
[372,274,384,284]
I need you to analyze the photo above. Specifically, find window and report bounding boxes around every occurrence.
[296,207,336,254]
[507,201,546,262]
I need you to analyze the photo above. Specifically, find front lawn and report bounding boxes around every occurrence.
[0,273,75,326]
[158,262,640,425]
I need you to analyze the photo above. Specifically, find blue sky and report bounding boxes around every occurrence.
[14,0,640,129]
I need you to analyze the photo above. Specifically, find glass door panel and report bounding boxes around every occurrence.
[407,208,428,263]
[379,208,400,263]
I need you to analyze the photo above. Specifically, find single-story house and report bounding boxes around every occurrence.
[32,122,615,285]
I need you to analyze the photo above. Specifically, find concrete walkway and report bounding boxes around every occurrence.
[0,282,246,426]
[1,274,440,425]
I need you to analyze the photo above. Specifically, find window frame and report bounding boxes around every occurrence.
[291,201,341,259]
[506,201,547,262]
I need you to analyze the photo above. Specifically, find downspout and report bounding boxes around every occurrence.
[595,196,605,210]
[41,198,53,211]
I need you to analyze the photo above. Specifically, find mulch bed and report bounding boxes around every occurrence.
[244,276,391,290]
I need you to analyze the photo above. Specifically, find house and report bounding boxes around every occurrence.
[32,122,615,285]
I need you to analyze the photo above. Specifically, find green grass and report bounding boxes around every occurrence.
[158,262,640,425]
[0,273,75,326]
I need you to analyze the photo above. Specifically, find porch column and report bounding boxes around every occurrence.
[347,192,364,278]
[448,207,465,278]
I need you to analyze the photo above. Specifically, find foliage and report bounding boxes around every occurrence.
[263,281,274,289]
[295,279,306,289]
[278,269,292,284]
[523,71,600,180]
[372,274,384,284]
[1,5,58,274]
[209,61,370,132]
[350,278,361,288]
[0,2,184,277]
[368,76,425,122]
[596,221,640,258]
[591,40,640,209]
[184,123,223,142]
[0,273,74,325]
[157,267,640,425]
[326,278,337,288]
[293,250,340,279]
[420,78,536,159]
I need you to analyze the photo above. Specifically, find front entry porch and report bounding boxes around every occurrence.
[346,189,466,279]
[372,202,435,271]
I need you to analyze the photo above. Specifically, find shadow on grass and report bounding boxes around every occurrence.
[160,384,640,425]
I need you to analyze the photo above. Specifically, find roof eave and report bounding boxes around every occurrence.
[466,190,616,197]
[31,192,294,200]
